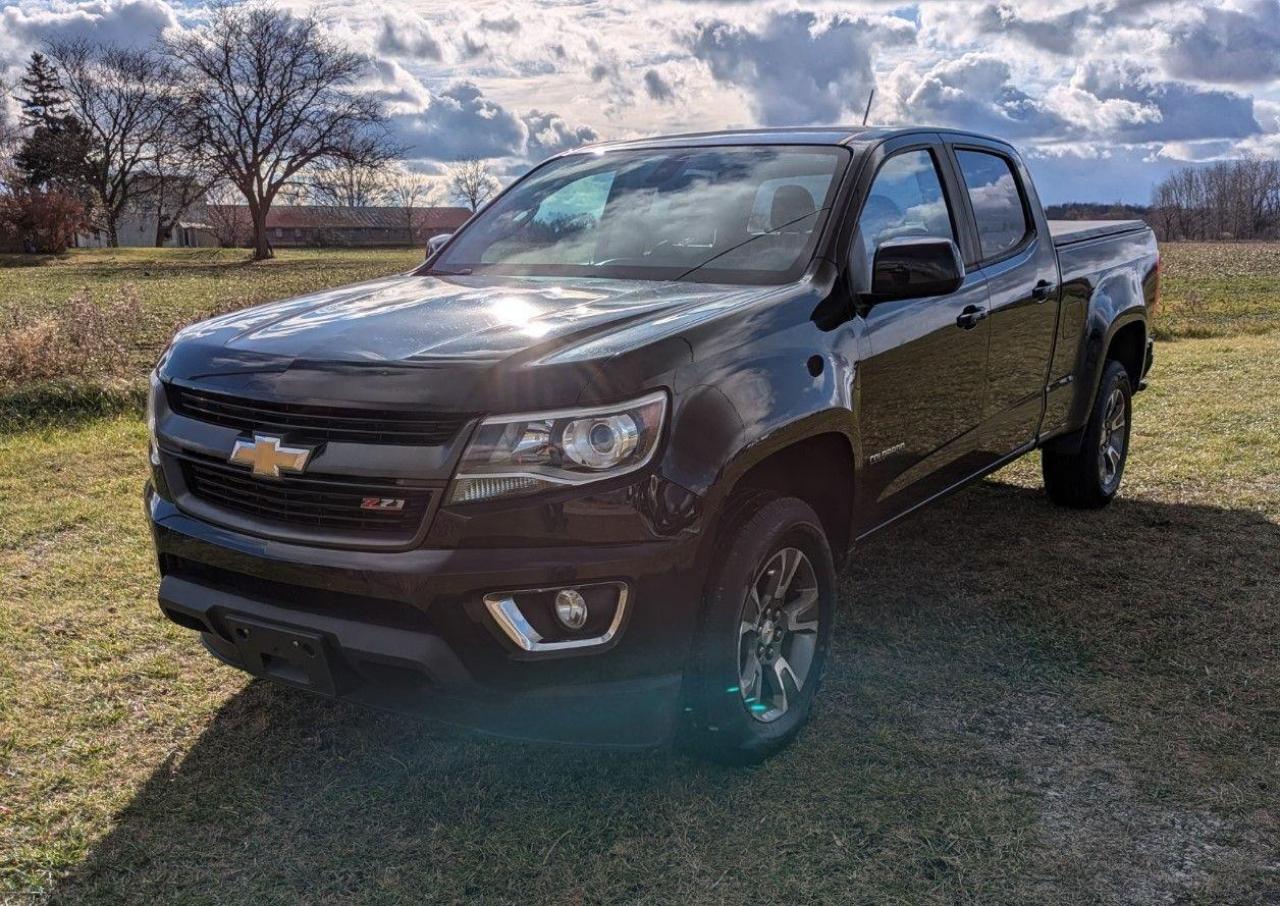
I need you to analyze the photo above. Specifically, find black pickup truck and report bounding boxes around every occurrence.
[146,126,1158,762]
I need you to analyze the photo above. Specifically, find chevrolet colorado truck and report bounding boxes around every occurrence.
[146,127,1158,762]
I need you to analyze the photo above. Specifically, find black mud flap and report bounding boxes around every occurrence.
[224,614,340,696]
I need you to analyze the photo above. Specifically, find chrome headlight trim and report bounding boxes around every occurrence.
[146,369,163,465]
[449,390,668,504]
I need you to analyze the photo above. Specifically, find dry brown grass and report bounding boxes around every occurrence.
[0,285,142,386]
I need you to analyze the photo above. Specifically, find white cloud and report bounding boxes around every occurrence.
[522,109,598,156]
[1,0,177,71]
[376,12,444,62]
[389,81,528,161]
[643,68,676,102]
[686,10,914,126]
[1256,99,1280,133]
[880,54,1069,138]
[1162,0,1280,85]
[0,0,1275,203]
[361,59,433,113]
[1070,59,1261,142]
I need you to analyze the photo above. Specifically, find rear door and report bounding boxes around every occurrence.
[853,137,992,525]
[948,141,1060,459]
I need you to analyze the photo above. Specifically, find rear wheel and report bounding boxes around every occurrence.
[1043,359,1132,509]
[681,492,836,764]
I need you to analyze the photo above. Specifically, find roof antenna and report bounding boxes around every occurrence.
[862,89,875,126]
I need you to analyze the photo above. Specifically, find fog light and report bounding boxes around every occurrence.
[554,588,588,630]
[484,582,628,653]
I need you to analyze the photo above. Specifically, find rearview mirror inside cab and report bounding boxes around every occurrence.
[869,236,965,301]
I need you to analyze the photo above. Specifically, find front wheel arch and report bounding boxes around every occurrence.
[708,427,857,571]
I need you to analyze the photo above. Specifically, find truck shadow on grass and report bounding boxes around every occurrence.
[52,479,1280,904]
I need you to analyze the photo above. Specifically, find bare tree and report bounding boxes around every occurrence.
[47,40,172,246]
[166,3,389,260]
[1150,157,1280,241]
[307,142,399,208]
[150,105,213,247]
[448,158,499,212]
[384,165,442,244]
[0,94,22,205]
[0,86,21,181]
[202,181,252,248]
[275,180,310,207]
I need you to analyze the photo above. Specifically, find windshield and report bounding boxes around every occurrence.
[429,146,849,285]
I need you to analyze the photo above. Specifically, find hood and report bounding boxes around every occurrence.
[161,272,788,412]
[168,273,759,366]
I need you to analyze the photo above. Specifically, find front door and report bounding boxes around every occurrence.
[853,145,992,526]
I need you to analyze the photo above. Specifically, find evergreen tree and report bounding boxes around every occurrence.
[13,52,91,193]
[16,52,68,127]
[15,119,93,191]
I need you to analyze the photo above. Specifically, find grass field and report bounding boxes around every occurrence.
[1,244,1278,903]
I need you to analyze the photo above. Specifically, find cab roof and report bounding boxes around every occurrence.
[578,125,1013,154]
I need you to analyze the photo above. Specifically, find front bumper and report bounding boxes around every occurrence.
[147,488,704,747]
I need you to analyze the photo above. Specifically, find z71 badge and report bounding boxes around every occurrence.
[360,497,406,511]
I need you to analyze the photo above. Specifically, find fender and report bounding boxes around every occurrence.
[1047,270,1148,452]
[658,260,858,483]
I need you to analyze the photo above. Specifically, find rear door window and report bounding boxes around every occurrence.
[955,150,1030,261]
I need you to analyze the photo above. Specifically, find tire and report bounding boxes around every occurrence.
[681,491,837,765]
[1042,359,1133,509]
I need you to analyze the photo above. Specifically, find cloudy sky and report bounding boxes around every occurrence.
[2,0,1278,203]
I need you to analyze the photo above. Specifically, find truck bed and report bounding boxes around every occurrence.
[1048,219,1148,246]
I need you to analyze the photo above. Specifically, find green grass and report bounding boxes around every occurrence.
[1154,241,1280,339]
[2,245,1280,903]
[0,248,422,326]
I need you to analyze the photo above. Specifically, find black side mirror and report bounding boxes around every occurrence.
[868,236,965,301]
[425,232,453,260]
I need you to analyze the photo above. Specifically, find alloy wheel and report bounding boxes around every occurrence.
[1098,387,1127,489]
[737,547,821,723]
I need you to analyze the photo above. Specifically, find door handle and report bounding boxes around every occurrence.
[956,305,988,330]
[1031,279,1056,301]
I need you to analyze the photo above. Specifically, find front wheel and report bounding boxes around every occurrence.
[681,492,837,764]
[1042,359,1133,508]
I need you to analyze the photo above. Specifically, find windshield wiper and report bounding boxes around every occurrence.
[672,208,830,281]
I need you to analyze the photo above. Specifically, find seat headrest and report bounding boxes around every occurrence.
[770,185,817,231]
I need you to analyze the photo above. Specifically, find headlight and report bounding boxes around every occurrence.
[146,369,162,466]
[449,391,668,504]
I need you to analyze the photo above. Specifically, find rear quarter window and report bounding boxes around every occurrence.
[955,150,1030,261]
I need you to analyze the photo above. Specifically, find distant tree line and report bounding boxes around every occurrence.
[1046,159,1280,242]
[1044,202,1151,222]
[1,3,503,258]
[1148,158,1280,241]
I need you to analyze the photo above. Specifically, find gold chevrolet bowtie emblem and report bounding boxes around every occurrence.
[228,434,313,478]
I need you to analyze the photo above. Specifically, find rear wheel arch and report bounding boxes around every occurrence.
[1106,318,1146,387]
[1049,310,1147,454]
